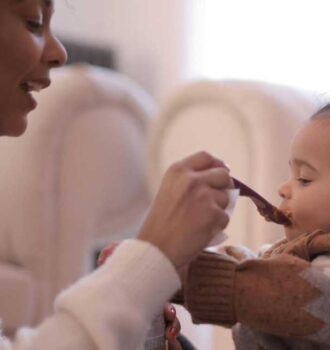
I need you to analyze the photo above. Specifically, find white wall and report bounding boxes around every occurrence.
[188,0,330,94]
[53,0,188,100]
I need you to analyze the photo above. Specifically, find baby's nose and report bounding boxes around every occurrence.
[278,181,291,199]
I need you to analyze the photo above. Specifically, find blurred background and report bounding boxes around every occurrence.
[53,0,330,100]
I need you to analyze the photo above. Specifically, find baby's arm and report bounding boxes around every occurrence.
[182,251,330,344]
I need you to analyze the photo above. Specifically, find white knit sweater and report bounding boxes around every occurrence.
[0,239,181,350]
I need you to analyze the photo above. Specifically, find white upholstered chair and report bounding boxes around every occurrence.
[0,64,154,334]
[146,79,322,350]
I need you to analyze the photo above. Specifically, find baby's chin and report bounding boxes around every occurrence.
[284,225,326,241]
[284,227,303,241]
[284,222,313,240]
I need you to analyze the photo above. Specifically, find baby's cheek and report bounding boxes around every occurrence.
[292,205,317,232]
[314,213,330,233]
[297,210,328,233]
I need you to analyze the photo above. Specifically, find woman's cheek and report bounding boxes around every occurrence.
[13,30,43,74]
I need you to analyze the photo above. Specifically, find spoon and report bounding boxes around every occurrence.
[232,177,291,226]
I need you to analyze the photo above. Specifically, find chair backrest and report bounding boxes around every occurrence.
[0,64,154,330]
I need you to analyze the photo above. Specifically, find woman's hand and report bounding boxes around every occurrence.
[164,303,182,350]
[138,151,233,268]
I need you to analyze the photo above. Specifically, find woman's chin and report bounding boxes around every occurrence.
[0,114,28,136]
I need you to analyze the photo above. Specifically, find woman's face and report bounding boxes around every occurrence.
[0,0,67,136]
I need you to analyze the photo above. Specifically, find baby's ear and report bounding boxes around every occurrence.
[216,245,256,261]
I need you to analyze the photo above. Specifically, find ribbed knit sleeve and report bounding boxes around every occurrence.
[54,239,181,350]
[185,251,237,327]
[185,251,329,339]
[0,239,181,350]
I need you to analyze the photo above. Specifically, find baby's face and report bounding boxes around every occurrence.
[278,117,330,240]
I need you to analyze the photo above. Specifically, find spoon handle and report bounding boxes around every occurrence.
[232,177,291,226]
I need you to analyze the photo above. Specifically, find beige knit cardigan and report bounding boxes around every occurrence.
[175,230,330,349]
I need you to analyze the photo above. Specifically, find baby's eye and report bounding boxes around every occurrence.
[27,20,44,34]
[297,177,312,186]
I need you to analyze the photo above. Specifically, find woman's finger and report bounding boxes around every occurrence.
[165,315,182,350]
[167,338,183,350]
[164,303,176,322]
[163,303,182,349]
[199,167,234,189]
[179,151,228,172]
[212,188,231,209]
[165,317,181,339]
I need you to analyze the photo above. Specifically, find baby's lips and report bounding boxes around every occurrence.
[97,242,120,266]
[277,207,293,226]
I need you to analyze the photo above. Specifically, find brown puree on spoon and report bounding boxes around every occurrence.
[232,177,291,226]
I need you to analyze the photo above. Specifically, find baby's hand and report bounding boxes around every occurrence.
[97,242,120,266]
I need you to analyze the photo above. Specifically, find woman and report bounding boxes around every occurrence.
[0,1,232,349]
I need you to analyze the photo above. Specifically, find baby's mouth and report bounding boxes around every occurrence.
[279,209,293,227]
[258,206,292,226]
[232,177,292,226]
[284,211,293,227]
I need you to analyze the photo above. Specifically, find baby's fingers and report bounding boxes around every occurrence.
[97,242,120,266]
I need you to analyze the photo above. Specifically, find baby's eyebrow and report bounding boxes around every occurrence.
[290,158,318,172]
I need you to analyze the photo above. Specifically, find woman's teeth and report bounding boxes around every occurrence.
[21,81,42,92]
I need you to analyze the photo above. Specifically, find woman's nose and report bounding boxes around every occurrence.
[278,181,291,199]
[43,34,68,68]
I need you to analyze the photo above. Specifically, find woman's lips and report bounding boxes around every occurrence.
[20,83,38,111]
[22,90,37,111]
[19,79,50,112]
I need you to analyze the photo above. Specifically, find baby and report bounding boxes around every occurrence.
[177,104,330,349]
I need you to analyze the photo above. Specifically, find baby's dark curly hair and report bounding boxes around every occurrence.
[311,103,330,119]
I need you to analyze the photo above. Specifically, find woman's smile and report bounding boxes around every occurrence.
[19,78,51,111]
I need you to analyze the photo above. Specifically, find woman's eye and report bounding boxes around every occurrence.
[27,20,44,34]
[297,177,312,186]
